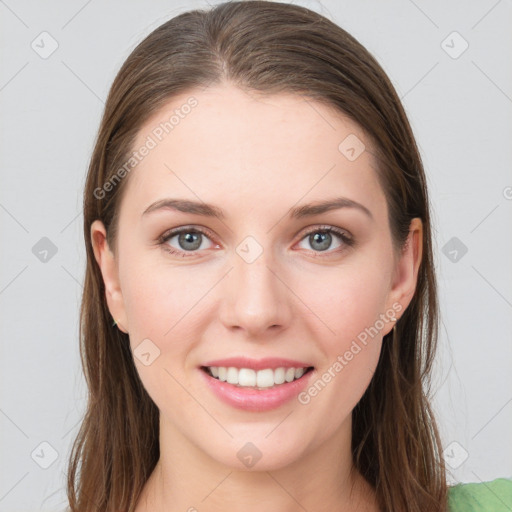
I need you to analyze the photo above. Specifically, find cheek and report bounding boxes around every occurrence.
[121,254,204,338]
[294,261,391,348]
[290,259,389,410]
[296,270,385,430]
[121,266,204,409]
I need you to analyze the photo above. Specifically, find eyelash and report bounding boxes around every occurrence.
[157,224,354,258]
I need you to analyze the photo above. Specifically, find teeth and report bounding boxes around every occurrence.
[274,367,285,385]
[239,368,256,387]
[226,367,239,385]
[206,366,310,388]
[256,369,274,388]
[285,368,295,382]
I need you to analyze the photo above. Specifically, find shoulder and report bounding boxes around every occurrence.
[447,477,512,511]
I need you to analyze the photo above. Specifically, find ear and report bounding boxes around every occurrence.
[384,217,423,332]
[90,220,129,334]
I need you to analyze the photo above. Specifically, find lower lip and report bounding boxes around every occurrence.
[199,368,314,412]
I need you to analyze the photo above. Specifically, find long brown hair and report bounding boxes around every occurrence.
[67,1,447,510]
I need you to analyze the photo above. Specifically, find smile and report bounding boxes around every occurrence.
[198,358,316,412]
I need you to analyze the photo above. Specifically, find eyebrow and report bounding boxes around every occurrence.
[142,196,373,221]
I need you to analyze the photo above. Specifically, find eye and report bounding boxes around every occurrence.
[296,225,354,256]
[158,224,354,258]
[158,226,217,257]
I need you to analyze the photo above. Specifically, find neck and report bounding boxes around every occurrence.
[135,414,378,512]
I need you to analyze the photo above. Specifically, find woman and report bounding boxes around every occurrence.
[66,1,512,511]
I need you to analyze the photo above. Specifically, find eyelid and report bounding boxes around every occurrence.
[298,224,352,241]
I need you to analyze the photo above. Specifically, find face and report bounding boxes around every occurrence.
[91,83,422,472]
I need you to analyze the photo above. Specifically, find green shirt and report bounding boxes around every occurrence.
[448,477,512,511]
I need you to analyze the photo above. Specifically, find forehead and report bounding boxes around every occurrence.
[121,83,385,222]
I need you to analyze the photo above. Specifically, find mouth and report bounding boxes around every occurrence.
[198,356,316,411]
[200,365,315,390]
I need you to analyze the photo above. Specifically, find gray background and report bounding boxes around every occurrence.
[1,0,511,510]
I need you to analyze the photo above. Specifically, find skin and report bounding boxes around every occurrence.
[91,82,422,512]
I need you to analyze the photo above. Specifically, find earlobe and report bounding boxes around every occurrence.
[387,218,423,321]
[90,220,129,334]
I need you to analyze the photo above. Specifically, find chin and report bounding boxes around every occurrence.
[203,435,309,473]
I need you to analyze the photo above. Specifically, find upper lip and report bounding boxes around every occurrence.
[201,357,314,371]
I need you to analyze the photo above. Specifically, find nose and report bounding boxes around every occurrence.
[219,247,292,338]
